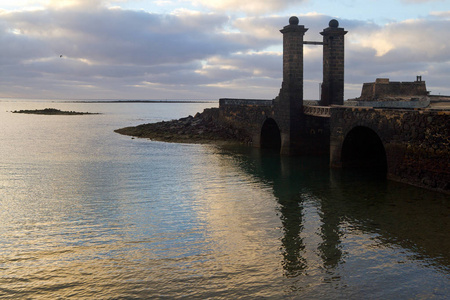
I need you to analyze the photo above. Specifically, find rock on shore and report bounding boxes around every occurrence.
[114,108,250,145]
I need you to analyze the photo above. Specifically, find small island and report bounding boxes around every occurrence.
[12,108,100,115]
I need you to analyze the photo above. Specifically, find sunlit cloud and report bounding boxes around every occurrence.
[189,0,306,14]
[429,10,450,19]
[0,0,449,100]
[0,0,126,11]
[400,0,442,3]
[354,18,450,61]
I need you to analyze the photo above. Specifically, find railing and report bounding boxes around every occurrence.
[219,98,273,107]
[303,105,331,117]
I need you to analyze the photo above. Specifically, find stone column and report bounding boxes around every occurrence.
[280,16,308,109]
[276,16,308,155]
[320,19,347,106]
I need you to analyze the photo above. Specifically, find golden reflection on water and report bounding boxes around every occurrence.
[185,148,284,296]
[0,102,449,299]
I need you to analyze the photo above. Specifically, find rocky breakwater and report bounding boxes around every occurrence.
[115,108,251,145]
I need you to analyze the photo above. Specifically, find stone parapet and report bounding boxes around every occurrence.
[330,107,450,193]
[344,97,430,108]
[303,105,331,117]
[219,98,273,107]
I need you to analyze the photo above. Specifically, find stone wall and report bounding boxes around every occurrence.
[330,107,450,193]
[360,78,428,100]
[218,98,275,145]
[301,115,331,155]
[218,98,331,154]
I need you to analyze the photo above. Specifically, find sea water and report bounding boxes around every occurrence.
[0,99,449,299]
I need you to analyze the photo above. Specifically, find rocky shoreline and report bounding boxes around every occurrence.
[115,108,250,145]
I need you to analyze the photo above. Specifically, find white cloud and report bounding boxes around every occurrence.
[429,10,450,19]
[0,3,449,100]
[400,0,442,3]
[232,16,281,40]
[353,18,450,61]
[189,0,306,14]
[343,17,450,97]
[0,0,133,11]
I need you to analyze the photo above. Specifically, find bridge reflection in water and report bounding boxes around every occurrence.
[215,145,450,286]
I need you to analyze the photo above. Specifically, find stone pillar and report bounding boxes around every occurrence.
[276,16,308,155]
[280,16,308,109]
[320,19,347,106]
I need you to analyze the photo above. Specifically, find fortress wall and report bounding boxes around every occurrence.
[360,79,428,100]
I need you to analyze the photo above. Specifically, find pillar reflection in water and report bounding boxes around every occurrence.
[232,147,344,277]
[278,192,307,277]
[317,200,344,271]
[216,145,450,297]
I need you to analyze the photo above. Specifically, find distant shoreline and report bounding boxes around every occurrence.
[66,100,217,104]
[0,98,217,103]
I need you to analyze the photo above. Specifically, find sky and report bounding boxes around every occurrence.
[0,0,449,100]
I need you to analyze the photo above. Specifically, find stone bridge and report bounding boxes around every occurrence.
[213,17,449,193]
[330,107,449,191]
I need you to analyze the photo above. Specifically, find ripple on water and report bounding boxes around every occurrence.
[0,102,449,299]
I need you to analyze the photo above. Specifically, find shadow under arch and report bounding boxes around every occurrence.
[341,126,387,174]
[260,118,281,152]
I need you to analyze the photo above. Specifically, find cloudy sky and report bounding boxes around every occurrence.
[0,0,449,100]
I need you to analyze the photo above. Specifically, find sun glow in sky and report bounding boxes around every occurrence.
[0,0,449,100]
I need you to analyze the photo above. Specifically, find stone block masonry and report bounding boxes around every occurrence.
[360,78,428,100]
[320,20,347,106]
[218,98,275,146]
[330,107,450,193]
[274,16,309,154]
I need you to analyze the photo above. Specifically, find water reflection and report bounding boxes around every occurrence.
[317,198,343,271]
[217,145,450,280]
[1,101,449,298]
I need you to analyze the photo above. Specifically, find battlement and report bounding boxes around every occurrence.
[359,77,428,101]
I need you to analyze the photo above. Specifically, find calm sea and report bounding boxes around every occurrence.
[0,99,449,299]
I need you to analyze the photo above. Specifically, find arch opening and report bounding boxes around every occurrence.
[261,118,281,152]
[341,126,387,174]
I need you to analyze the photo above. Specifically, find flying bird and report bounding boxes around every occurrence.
[60,55,63,58]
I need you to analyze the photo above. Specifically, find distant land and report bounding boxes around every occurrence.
[67,100,217,103]
[0,97,217,103]
[12,108,100,115]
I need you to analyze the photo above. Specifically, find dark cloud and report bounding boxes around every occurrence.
[2,8,240,65]
[0,7,252,98]
[0,7,449,100]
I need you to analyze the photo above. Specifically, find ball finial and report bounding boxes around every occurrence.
[329,19,339,28]
[289,16,299,25]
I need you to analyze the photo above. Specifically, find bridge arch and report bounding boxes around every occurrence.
[341,126,387,173]
[260,118,281,151]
